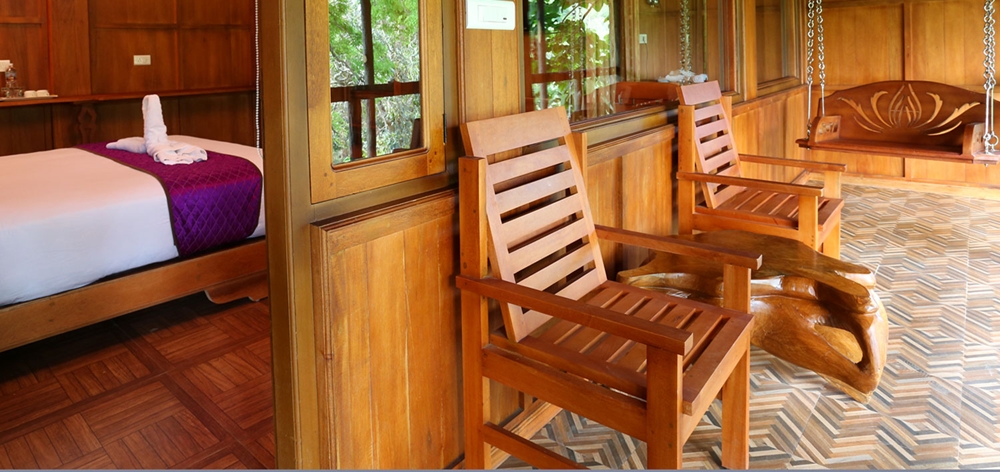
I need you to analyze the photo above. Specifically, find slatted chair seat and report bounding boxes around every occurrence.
[677,81,847,258]
[520,281,754,415]
[458,106,762,470]
[708,190,844,229]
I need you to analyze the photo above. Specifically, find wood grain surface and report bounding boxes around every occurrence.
[0,295,275,469]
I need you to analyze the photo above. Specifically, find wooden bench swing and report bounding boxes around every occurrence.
[797,0,1000,166]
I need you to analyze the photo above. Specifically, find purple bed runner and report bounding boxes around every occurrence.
[77,143,262,257]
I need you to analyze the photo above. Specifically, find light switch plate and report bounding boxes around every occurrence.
[639,34,648,44]
[134,55,151,66]
[467,0,515,30]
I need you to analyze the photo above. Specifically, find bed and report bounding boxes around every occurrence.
[0,135,268,352]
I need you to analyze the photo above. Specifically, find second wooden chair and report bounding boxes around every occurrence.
[677,81,847,258]
[458,107,761,469]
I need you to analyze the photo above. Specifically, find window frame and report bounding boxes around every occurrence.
[306,0,445,202]
[747,0,800,98]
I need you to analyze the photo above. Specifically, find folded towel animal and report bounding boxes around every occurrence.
[148,140,208,165]
[102,96,209,164]
[142,94,207,165]
[106,137,146,153]
[143,95,168,148]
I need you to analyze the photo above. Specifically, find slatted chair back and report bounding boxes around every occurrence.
[461,107,606,341]
[678,81,744,209]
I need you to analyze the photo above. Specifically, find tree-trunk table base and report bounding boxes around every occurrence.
[619,230,887,403]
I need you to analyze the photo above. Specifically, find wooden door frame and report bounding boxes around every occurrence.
[262,0,322,467]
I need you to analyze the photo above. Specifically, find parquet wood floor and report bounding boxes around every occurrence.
[0,296,274,469]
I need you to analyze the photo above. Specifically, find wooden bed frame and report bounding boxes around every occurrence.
[0,238,268,353]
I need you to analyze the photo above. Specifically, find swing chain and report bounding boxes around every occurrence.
[816,0,826,116]
[984,0,999,153]
[806,0,816,137]
[680,0,692,72]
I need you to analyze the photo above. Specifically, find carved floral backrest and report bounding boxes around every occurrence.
[679,81,745,209]
[461,107,608,341]
[823,81,993,147]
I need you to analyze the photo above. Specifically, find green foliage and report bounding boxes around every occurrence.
[526,0,620,118]
[328,0,422,163]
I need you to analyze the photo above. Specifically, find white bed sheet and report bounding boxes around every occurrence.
[0,136,265,307]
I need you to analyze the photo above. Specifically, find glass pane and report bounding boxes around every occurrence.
[756,0,789,83]
[375,95,422,155]
[636,0,725,88]
[524,0,623,121]
[328,0,422,163]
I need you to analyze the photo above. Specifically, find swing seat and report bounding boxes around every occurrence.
[797,81,997,164]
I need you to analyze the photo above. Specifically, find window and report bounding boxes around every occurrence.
[755,0,799,94]
[632,0,729,89]
[307,0,444,202]
[523,0,624,121]
[523,0,733,122]
[329,0,422,163]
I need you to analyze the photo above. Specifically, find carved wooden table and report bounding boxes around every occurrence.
[619,230,887,403]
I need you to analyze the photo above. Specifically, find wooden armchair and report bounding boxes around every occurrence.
[458,107,761,469]
[677,81,847,258]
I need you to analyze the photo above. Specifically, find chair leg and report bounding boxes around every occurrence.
[822,221,841,259]
[646,347,683,469]
[463,377,490,468]
[720,346,750,470]
[462,293,491,468]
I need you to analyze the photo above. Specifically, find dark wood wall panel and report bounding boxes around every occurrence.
[50,99,181,148]
[0,0,255,158]
[0,24,49,91]
[89,0,176,26]
[0,107,51,155]
[0,0,43,19]
[178,0,252,26]
[50,0,91,96]
[179,29,253,90]
[91,29,178,94]
[174,92,256,146]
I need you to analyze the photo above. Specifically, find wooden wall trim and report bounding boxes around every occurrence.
[314,189,457,252]
[263,0,321,467]
[587,125,675,166]
[732,84,807,114]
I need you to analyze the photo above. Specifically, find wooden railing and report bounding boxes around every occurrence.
[331,80,420,161]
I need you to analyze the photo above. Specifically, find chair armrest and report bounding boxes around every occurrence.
[594,225,761,270]
[456,275,693,355]
[676,171,824,197]
[740,154,846,172]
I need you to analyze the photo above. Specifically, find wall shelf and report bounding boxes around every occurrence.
[0,86,254,108]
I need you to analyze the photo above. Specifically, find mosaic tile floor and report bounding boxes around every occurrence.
[500,184,1000,469]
